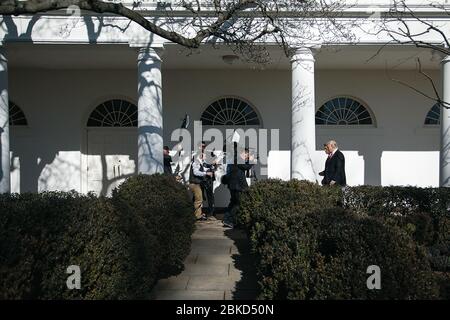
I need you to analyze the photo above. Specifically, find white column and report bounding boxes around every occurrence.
[0,49,10,193]
[137,47,164,175]
[441,56,450,186]
[291,47,316,181]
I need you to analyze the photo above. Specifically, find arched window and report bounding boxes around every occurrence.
[316,97,374,126]
[9,101,28,126]
[200,97,260,126]
[87,99,137,127]
[424,103,440,125]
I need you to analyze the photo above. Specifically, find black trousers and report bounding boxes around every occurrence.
[226,189,241,223]
[201,178,215,216]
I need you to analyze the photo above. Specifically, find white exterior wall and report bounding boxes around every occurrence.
[9,68,137,193]
[8,66,440,193]
[316,69,440,187]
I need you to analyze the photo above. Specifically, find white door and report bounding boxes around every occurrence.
[87,128,137,196]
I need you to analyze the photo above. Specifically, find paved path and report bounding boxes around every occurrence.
[150,218,259,300]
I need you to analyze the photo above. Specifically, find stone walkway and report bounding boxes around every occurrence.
[150,218,259,300]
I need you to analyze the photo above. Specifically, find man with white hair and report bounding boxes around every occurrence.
[319,140,347,187]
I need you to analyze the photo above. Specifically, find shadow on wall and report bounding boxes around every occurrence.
[10,145,138,195]
[2,15,40,41]
[10,145,77,193]
[0,128,4,184]
[443,124,450,186]
[2,14,138,44]
[85,150,138,196]
[0,10,186,49]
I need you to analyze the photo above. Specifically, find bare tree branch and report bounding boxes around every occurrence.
[387,58,450,109]
[0,0,354,64]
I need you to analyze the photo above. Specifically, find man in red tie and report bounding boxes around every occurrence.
[319,140,347,187]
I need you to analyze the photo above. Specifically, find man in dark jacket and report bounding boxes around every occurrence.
[223,147,255,228]
[163,146,173,175]
[319,140,346,187]
[199,141,217,218]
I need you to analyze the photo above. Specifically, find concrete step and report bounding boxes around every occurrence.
[151,218,258,300]
[151,289,225,300]
[186,275,238,291]
[195,254,234,265]
[153,275,190,291]
[225,290,259,300]
[182,263,230,276]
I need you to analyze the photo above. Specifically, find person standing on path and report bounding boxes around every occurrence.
[223,147,255,229]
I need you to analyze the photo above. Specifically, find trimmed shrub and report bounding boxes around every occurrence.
[239,180,442,299]
[112,174,195,278]
[308,209,439,299]
[343,186,450,218]
[0,191,91,299]
[237,179,342,228]
[0,174,195,299]
[343,186,450,291]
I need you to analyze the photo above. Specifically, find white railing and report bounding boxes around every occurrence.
[102,0,450,12]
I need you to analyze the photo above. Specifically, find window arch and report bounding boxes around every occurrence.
[316,97,374,126]
[87,99,137,127]
[9,101,28,126]
[200,97,260,126]
[424,103,440,125]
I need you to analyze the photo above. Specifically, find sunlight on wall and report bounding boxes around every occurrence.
[268,150,365,185]
[268,151,291,181]
[38,151,81,192]
[10,155,20,193]
[381,151,439,187]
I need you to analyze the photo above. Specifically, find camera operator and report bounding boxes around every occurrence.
[189,142,214,221]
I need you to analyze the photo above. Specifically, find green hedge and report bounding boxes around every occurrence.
[343,186,450,296]
[342,187,450,248]
[343,186,450,218]
[237,179,342,228]
[0,174,195,299]
[239,180,444,299]
[112,174,195,278]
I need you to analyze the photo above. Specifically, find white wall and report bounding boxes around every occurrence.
[316,69,440,186]
[8,66,441,194]
[9,68,137,192]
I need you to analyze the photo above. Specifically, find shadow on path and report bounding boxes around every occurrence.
[224,227,260,300]
[150,218,260,300]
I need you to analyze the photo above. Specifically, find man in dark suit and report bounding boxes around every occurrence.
[223,147,255,229]
[319,140,346,187]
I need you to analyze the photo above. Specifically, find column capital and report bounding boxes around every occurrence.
[137,45,165,63]
[290,46,321,63]
[442,54,450,64]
